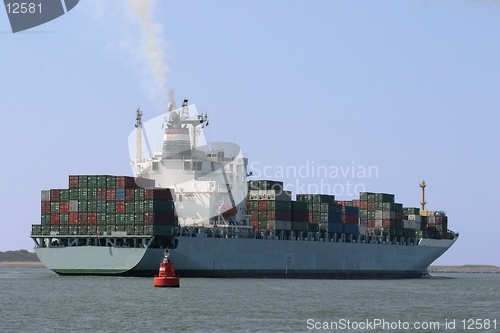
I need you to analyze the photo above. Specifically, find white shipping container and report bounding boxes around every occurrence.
[266,190,292,201]
[249,190,259,200]
[276,220,292,231]
[375,219,383,228]
[407,214,421,222]
[69,200,79,212]
[41,190,50,201]
[358,225,367,235]
[375,210,383,219]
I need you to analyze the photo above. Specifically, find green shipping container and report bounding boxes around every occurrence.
[50,202,59,213]
[292,221,309,231]
[150,225,175,237]
[78,188,88,200]
[69,188,79,200]
[367,211,376,219]
[106,176,116,188]
[375,193,395,203]
[60,189,70,201]
[60,214,69,225]
[78,176,88,188]
[87,176,98,188]
[403,207,420,215]
[135,213,144,223]
[125,213,135,224]
[41,214,51,225]
[97,175,108,188]
[360,192,375,201]
[97,213,106,224]
[106,202,116,213]
[266,200,291,211]
[415,230,428,238]
[403,228,416,238]
[258,211,267,222]
[106,213,115,225]
[134,201,144,213]
[249,201,259,210]
[97,200,107,213]
[143,200,174,213]
[116,214,125,224]
[291,201,308,212]
[308,223,319,232]
[258,180,283,191]
[87,188,97,200]
[31,225,42,235]
[79,201,88,212]
[134,188,144,201]
[87,200,97,212]
[125,201,135,213]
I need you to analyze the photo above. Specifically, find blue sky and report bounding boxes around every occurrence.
[1,0,499,265]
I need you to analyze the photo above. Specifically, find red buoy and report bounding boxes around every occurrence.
[154,250,180,288]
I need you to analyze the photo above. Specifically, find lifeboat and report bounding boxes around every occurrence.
[153,250,180,288]
[222,204,237,216]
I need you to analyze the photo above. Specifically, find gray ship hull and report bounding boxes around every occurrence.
[35,236,456,278]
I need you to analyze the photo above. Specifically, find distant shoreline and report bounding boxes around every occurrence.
[0,261,46,268]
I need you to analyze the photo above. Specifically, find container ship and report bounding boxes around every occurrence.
[31,100,458,278]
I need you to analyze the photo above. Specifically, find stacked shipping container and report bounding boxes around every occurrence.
[246,181,449,240]
[34,175,177,237]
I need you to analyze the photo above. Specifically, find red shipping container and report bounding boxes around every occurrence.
[382,219,396,228]
[69,175,79,188]
[69,212,79,225]
[125,188,135,201]
[308,212,313,222]
[258,201,267,211]
[87,213,97,224]
[352,200,361,208]
[50,189,60,201]
[367,202,375,210]
[59,201,69,213]
[396,212,403,220]
[436,231,448,239]
[367,219,376,228]
[143,212,176,225]
[115,201,125,214]
[97,188,107,200]
[267,210,292,221]
[292,211,308,222]
[78,213,88,224]
[41,201,51,214]
[435,216,448,224]
[360,201,368,209]
[106,189,116,201]
[343,214,359,224]
[251,221,259,229]
[50,213,60,225]
[144,188,174,200]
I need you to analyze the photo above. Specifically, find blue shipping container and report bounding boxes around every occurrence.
[116,189,125,201]
[344,224,359,234]
[343,206,360,216]
[327,212,342,223]
[327,223,343,233]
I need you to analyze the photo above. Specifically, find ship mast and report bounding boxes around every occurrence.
[420,180,426,211]
[135,108,143,163]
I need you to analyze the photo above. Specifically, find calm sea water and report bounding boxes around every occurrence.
[0,267,498,332]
